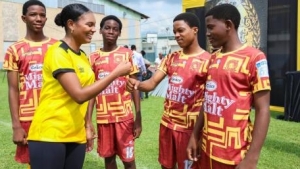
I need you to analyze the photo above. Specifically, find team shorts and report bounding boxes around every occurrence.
[97,119,135,162]
[15,121,31,163]
[158,124,199,169]
[199,150,236,169]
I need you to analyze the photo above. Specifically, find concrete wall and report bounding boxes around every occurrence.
[0,0,143,68]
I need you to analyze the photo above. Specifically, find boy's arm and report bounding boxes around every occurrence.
[7,71,28,145]
[237,90,270,168]
[247,90,270,161]
[187,107,204,161]
[130,74,142,139]
[127,70,166,92]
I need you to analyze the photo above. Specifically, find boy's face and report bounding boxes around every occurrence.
[22,5,47,33]
[205,15,228,48]
[100,19,121,45]
[173,20,197,49]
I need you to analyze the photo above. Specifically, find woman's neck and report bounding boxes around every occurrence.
[62,35,81,53]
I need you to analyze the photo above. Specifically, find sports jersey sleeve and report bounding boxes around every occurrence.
[250,52,271,93]
[128,50,139,75]
[89,51,100,80]
[46,47,75,78]
[3,46,18,71]
[157,54,170,74]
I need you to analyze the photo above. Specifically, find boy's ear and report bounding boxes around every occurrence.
[21,15,26,23]
[193,27,198,34]
[225,20,234,31]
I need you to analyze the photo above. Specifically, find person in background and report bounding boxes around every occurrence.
[27,4,131,169]
[141,50,152,99]
[126,12,211,169]
[155,52,163,70]
[131,45,146,100]
[87,15,142,169]
[3,0,56,168]
[187,4,270,169]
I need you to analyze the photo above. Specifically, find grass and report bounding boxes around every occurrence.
[0,71,300,168]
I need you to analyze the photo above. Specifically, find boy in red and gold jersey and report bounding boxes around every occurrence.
[126,13,210,169]
[187,4,271,169]
[86,15,141,169]
[3,0,56,167]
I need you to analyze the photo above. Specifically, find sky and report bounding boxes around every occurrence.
[114,0,182,35]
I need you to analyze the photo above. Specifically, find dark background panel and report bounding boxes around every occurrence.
[268,0,297,106]
[186,7,207,50]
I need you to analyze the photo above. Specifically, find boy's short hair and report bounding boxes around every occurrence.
[205,3,241,30]
[100,15,122,31]
[23,0,46,15]
[173,12,200,29]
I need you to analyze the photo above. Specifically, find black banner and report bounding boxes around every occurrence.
[284,71,300,122]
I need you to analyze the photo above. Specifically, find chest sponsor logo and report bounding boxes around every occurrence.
[24,73,43,90]
[170,75,183,84]
[206,80,217,91]
[166,84,195,104]
[204,92,235,117]
[100,79,125,95]
[29,64,43,71]
[98,71,110,79]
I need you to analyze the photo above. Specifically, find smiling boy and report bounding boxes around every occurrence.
[3,0,56,167]
[126,12,210,169]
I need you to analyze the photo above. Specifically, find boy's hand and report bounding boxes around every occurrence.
[126,78,140,92]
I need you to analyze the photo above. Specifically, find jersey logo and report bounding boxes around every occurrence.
[78,67,84,73]
[256,59,269,78]
[98,71,110,79]
[114,54,125,64]
[190,59,203,72]
[223,56,244,73]
[29,64,43,71]
[223,57,243,73]
[224,59,239,72]
[170,75,183,84]
[204,92,235,117]
[206,80,217,91]
[94,57,109,65]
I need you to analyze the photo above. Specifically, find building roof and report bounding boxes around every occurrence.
[111,0,150,19]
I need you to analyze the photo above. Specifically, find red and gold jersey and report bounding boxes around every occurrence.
[89,46,139,124]
[202,45,271,165]
[3,38,57,121]
[158,50,211,132]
